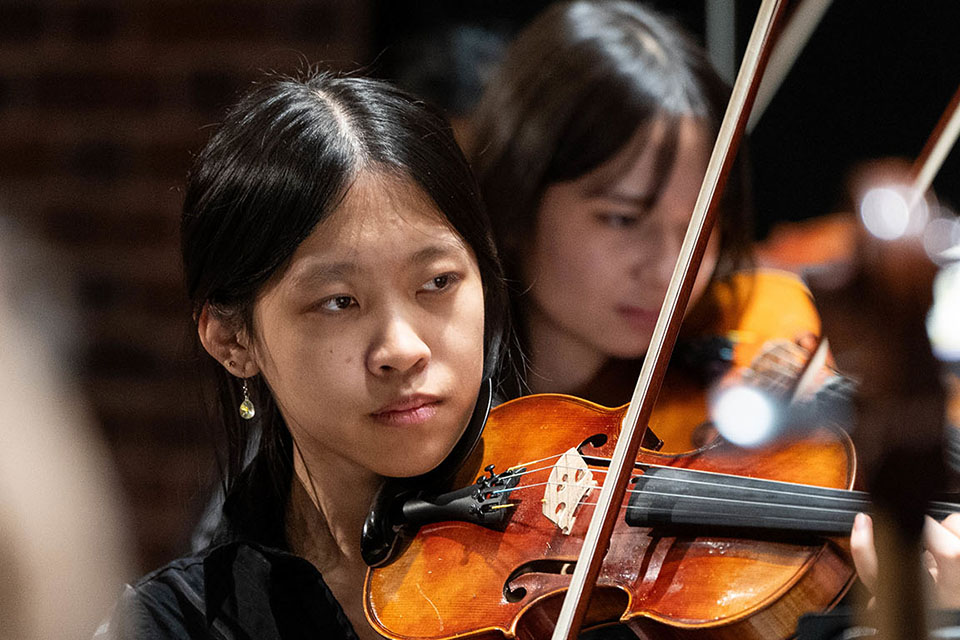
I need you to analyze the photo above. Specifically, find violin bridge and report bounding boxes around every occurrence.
[542,448,597,535]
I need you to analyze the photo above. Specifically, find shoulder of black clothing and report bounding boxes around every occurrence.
[102,447,359,639]
[104,541,358,639]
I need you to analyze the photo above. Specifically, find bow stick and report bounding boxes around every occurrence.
[550,1,789,637]
[909,83,960,213]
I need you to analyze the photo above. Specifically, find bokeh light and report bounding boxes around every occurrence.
[860,186,928,241]
[711,385,778,447]
[928,262,960,362]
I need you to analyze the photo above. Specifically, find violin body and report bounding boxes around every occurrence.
[364,394,856,640]
[653,270,824,453]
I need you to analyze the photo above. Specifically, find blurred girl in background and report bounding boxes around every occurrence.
[469,0,823,453]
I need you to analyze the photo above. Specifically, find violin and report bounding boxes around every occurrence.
[364,393,861,639]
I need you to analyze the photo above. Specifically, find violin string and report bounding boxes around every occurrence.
[493,455,867,497]
[621,465,960,513]
[491,462,870,506]
[625,467,870,505]
[484,456,960,514]
[623,487,864,515]
[571,500,957,523]
[497,453,566,480]
[578,500,861,527]
[506,482,954,524]
[628,460,862,494]
[499,461,568,481]
[498,478,870,516]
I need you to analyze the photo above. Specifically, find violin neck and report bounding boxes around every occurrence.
[624,466,957,536]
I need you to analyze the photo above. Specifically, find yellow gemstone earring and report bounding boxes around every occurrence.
[239,379,256,420]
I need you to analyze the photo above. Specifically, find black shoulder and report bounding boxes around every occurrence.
[98,542,358,640]
[99,555,215,640]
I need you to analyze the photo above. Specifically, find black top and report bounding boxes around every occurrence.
[99,455,359,640]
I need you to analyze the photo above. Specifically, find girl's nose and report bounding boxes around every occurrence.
[366,314,431,376]
[630,224,682,285]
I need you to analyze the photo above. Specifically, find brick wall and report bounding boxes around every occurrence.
[0,0,371,573]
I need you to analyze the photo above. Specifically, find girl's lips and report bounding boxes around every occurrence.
[371,394,442,426]
[371,402,440,426]
[616,305,659,329]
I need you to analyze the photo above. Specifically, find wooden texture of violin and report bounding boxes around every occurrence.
[364,394,856,640]
[653,270,823,453]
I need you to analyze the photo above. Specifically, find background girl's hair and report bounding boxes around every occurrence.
[181,70,510,497]
[470,0,753,375]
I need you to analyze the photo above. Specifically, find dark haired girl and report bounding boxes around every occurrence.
[469,0,960,626]
[102,71,508,639]
[470,0,822,451]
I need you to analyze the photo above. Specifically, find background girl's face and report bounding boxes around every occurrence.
[250,172,486,479]
[523,117,718,360]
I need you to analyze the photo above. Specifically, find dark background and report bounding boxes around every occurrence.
[1,0,956,573]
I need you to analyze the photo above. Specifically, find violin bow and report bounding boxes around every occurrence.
[909,83,960,212]
[550,1,789,637]
[747,0,833,134]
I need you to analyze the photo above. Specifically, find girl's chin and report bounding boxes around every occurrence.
[601,340,653,360]
[377,462,442,479]
[367,407,474,478]
[372,449,453,479]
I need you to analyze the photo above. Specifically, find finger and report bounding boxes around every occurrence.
[850,512,878,593]
[923,516,960,559]
[923,516,960,608]
[922,549,941,594]
[939,513,960,538]
[795,332,819,353]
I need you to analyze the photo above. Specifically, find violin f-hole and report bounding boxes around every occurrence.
[576,429,665,455]
[577,434,607,455]
[503,559,579,603]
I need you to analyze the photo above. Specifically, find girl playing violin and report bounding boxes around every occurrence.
[469,0,820,452]
[101,71,508,639]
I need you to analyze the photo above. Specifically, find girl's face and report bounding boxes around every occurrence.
[523,117,718,360]
[249,173,486,479]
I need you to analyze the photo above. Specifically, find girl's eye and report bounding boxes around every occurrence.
[422,273,458,292]
[318,295,356,312]
[596,213,639,229]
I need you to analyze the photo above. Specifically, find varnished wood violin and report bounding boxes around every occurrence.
[363,392,864,640]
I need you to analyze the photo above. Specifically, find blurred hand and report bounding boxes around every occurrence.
[851,512,960,609]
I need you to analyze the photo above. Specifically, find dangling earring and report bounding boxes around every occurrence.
[239,378,256,420]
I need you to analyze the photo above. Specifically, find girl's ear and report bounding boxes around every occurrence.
[197,304,261,378]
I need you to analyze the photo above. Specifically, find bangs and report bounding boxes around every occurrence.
[565,112,683,214]
[543,41,713,188]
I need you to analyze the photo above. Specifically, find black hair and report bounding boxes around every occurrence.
[470,0,753,381]
[181,70,509,496]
